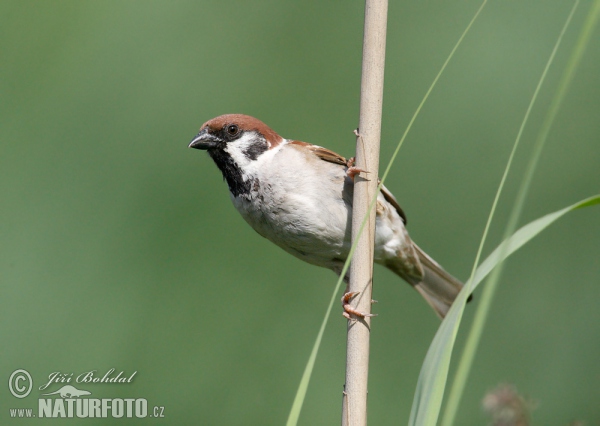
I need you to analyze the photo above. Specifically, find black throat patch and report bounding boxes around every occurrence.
[208,149,251,198]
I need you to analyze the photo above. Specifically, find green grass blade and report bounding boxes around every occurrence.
[379,0,488,187]
[286,277,343,426]
[285,2,488,424]
[441,2,600,424]
[474,196,600,284]
[409,196,600,426]
[441,1,584,424]
[409,1,600,424]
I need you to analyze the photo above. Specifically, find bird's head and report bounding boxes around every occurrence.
[189,114,284,196]
[189,114,283,161]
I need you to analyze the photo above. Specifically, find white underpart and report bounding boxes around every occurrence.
[224,138,413,272]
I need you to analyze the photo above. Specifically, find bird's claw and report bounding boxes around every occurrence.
[342,291,377,320]
[346,157,369,180]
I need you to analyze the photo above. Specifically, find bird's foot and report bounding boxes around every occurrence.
[341,291,377,320]
[346,157,369,180]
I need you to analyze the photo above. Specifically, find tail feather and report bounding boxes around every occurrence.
[386,243,466,319]
[413,244,465,318]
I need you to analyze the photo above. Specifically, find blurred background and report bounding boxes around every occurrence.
[1,1,599,424]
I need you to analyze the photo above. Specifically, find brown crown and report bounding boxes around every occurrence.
[201,114,284,148]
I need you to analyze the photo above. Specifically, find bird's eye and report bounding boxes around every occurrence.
[226,124,239,136]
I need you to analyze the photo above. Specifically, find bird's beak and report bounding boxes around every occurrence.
[189,129,220,150]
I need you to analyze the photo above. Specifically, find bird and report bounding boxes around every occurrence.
[188,114,467,319]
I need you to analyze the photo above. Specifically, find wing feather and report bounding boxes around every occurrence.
[288,140,407,224]
[288,141,347,166]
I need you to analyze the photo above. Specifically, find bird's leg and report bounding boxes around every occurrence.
[342,284,377,320]
[345,156,369,180]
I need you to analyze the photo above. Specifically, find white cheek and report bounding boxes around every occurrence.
[224,134,285,175]
[223,133,255,168]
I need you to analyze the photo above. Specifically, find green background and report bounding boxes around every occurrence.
[2,1,599,424]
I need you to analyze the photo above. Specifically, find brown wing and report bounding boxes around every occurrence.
[288,141,347,166]
[289,140,407,224]
[380,184,407,224]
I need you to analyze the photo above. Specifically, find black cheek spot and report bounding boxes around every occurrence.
[243,141,268,161]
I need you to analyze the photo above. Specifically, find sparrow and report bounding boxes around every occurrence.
[189,114,466,319]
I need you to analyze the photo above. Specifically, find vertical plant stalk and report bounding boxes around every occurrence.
[341,1,388,425]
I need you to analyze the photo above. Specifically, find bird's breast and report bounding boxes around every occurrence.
[230,162,352,267]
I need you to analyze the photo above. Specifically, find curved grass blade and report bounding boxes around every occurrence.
[441,1,600,424]
[410,1,600,424]
[409,195,600,426]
